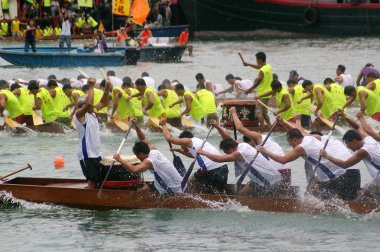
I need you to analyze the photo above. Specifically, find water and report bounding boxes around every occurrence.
[1,37,380,251]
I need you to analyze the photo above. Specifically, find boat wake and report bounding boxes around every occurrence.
[184,194,251,212]
[0,191,60,210]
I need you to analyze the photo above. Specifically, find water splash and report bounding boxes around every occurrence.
[182,194,251,212]
[0,191,60,210]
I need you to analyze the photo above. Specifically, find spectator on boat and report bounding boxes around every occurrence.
[178,27,193,56]
[10,83,35,126]
[83,14,98,33]
[287,79,312,128]
[51,0,59,16]
[1,0,9,19]
[24,20,36,53]
[0,17,8,36]
[257,127,361,200]
[365,72,380,97]
[154,7,164,27]
[11,17,21,40]
[171,83,206,122]
[334,64,353,88]
[114,118,183,195]
[75,13,86,35]
[125,19,136,38]
[195,73,225,100]
[243,51,273,130]
[288,70,305,85]
[73,77,112,189]
[35,25,43,39]
[217,74,254,99]
[54,26,61,36]
[84,30,107,54]
[59,9,72,52]
[161,121,229,194]
[141,72,156,89]
[115,27,128,47]
[196,83,218,127]
[356,63,379,87]
[28,80,57,123]
[137,25,152,47]
[43,0,51,16]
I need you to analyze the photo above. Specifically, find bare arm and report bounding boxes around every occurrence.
[114,154,152,173]
[216,86,234,96]
[94,83,112,111]
[342,96,355,110]
[297,92,312,104]
[197,149,241,163]
[246,70,264,93]
[180,94,192,117]
[230,108,262,143]
[144,91,155,111]
[75,79,96,122]
[161,123,192,147]
[212,121,232,140]
[276,93,291,114]
[357,112,380,141]
[320,149,368,168]
[314,88,324,115]
[257,145,306,164]
[254,90,274,99]
[358,90,367,114]
[242,61,260,69]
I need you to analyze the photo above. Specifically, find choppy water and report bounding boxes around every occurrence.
[1,37,380,251]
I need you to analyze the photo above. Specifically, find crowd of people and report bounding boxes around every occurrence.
[1,51,380,200]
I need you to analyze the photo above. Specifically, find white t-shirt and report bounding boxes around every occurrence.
[108,76,123,87]
[299,136,346,182]
[361,136,380,186]
[61,19,71,36]
[234,79,254,99]
[339,73,353,88]
[143,76,156,90]
[261,134,290,170]
[237,143,281,186]
[206,79,224,99]
[146,150,182,194]
[186,137,227,172]
[74,113,101,160]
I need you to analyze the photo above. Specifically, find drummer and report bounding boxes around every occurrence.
[216,74,254,99]
[114,118,182,195]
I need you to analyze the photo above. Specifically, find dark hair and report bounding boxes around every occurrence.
[82,84,89,92]
[132,141,150,155]
[323,78,334,85]
[157,84,166,91]
[225,74,234,80]
[141,72,149,77]
[366,72,377,79]
[47,74,56,80]
[337,64,346,73]
[107,70,116,76]
[47,80,58,88]
[219,138,238,152]
[286,128,304,140]
[343,129,362,142]
[162,79,171,85]
[62,84,72,91]
[235,76,242,81]
[365,63,374,68]
[287,79,297,85]
[195,73,204,81]
[135,78,147,87]
[61,78,70,85]
[77,75,86,80]
[0,79,7,89]
[10,83,21,91]
[28,80,39,91]
[309,131,323,136]
[179,130,194,139]
[100,79,106,88]
[272,73,279,80]
[271,80,282,89]
[175,83,185,91]
[122,76,132,87]
[255,51,266,62]
[302,80,313,89]
[344,86,356,96]
[196,83,206,90]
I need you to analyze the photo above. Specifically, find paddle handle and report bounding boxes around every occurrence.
[256,99,295,129]
[238,53,244,63]
[77,69,89,79]
[0,164,32,180]
[236,120,278,189]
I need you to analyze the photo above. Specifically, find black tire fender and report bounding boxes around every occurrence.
[303,7,319,25]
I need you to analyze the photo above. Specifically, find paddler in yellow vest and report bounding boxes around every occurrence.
[47,80,71,125]
[157,84,182,128]
[242,51,272,129]
[85,15,98,31]
[299,80,340,130]
[0,87,25,124]
[323,78,347,110]
[27,80,57,123]
[344,86,380,122]
[131,78,165,121]
[10,83,35,126]
[35,25,43,39]
[0,17,9,36]
[54,26,61,36]
[196,83,218,127]
[286,79,312,128]
[171,83,206,122]
[255,80,296,123]
[365,72,380,97]
[62,84,84,118]
[82,84,109,124]
[11,17,21,40]
[75,13,86,34]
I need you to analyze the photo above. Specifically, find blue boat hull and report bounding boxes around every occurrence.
[139,46,187,62]
[134,25,190,38]
[0,47,138,67]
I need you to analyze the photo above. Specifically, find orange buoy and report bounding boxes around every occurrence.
[54,156,65,169]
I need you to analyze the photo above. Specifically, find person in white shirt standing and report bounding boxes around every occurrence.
[59,9,71,52]
[142,72,156,90]
[216,74,254,99]
[334,64,353,88]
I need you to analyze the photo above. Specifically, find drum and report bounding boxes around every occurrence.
[220,99,258,128]
[100,155,143,190]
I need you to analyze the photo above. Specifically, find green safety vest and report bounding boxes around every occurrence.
[143,87,164,119]
[356,86,380,116]
[329,83,346,109]
[18,87,35,116]
[2,0,9,10]
[0,89,23,119]
[275,87,295,121]
[291,85,311,115]
[94,88,107,114]
[36,88,57,123]
[257,64,273,97]
[196,89,217,115]
[112,86,129,120]
[53,87,71,118]
[312,84,339,118]
[162,89,181,118]
[183,90,206,120]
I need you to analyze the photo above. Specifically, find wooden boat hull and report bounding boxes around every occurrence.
[0,177,379,215]
[139,46,187,62]
[0,47,137,67]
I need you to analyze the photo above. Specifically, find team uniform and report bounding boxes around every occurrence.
[52,87,71,125]
[143,87,165,119]
[275,87,295,122]
[183,90,206,121]
[312,84,340,120]
[361,136,380,196]
[16,87,35,126]
[162,89,182,127]
[356,87,380,121]
[196,89,218,126]
[290,85,311,127]
[233,79,254,99]
[0,89,24,123]
[256,64,273,117]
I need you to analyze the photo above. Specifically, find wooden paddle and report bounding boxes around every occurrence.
[32,111,44,125]
[4,117,20,128]
[238,52,245,63]
[181,126,214,190]
[77,69,89,78]
[112,117,130,131]
[0,164,32,180]
[256,99,296,129]
[97,122,133,198]
[305,114,341,193]
[128,99,162,129]
[235,120,279,191]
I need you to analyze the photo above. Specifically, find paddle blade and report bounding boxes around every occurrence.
[319,116,345,134]
[147,117,162,129]
[181,116,194,128]
[33,112,44,126]
[173,155,186,177]
[113,119,130,131]
[234,161,244,177]
[4,117,20,128]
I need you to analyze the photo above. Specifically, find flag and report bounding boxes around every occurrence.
[131,0,150,25]
[113,0,131,16]
[78,0,93,8]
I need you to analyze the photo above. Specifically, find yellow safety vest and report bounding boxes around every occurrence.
[54,27,61,35]
[312,84,339,118]
[94,88,107,114]
[112,86,129,120]
[329,83,346,109]
[0,90,23,119]
[356,87,380,116]
[12,20,20,33]
[43,0,51,7]
[53,87,71,118]
[183,90,206,120]
[76,17,85,28]
[71,89,84,103]
[88,17,98,28]
[196,89,217,115]
[36,88,57,123]
[257,64,273,97]
[291,85,311,115]
[143,87,164,119]
[1,22,8,35]
[2,0,9,10]
[130,88,144,117]
[18,87,35,116]
[162,89,181,118]
[275,87,295,121]
[372,79,380,97]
